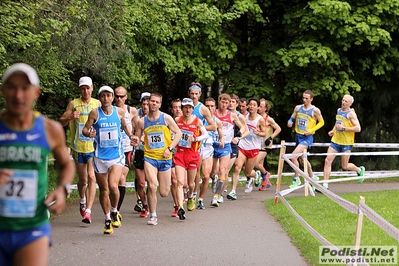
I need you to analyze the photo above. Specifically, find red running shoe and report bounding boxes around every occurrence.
[82,211,92,224]
[79,203,86,217]
[140,205,149,218]
[171,206,179,217]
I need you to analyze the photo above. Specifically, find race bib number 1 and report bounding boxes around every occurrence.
[99,127,118,148]
[0,169,38,217]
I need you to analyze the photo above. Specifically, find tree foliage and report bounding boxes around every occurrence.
[1,0,399,169]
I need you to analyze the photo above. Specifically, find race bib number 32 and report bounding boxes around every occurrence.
[0,169,38,217]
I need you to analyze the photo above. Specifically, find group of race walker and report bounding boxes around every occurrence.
[60,77,365,234]
[0,63,369,266]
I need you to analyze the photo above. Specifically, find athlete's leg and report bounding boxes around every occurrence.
[108,164,123,210]
[13,237,50,266]
[144,161,159,214]
[85,158,96,212]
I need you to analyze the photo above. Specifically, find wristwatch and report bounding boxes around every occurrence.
[168,147,173,152]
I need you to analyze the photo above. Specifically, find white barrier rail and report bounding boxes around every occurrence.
[274,140,399,265]
[272,142,399,149]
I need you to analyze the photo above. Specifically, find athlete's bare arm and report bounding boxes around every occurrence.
[44,118,75,214]
[201,105,216,132]
[82,108,98,138]
[59,100,77,127]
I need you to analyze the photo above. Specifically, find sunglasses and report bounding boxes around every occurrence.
[115,94,126,99]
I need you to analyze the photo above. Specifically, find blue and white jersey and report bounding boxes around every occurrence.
[193,102,205,123]
[93,106,123,160]
[203,115,216,146]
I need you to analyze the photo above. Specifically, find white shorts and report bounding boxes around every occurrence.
[93,156,124,174]
[202,144,214,161]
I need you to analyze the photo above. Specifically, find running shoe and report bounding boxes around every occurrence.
[310,176,319,191]
[140,205,149,218]
[111,212,122,228]
[254,170,261,187]
[104,220,113,235]
[262,171,272,187]
[172,206,179,217]
[357,166,365,183]
[211,174,218,193]
[259,181,272,191]
[82,211,92,224]
[217,195,224,203]
[211,196,219,207]
[196,199,205,210]
[187,198,195,211]
[244,178,254,193]
[147,216,158,225]
[289,178,301,189]
[79,202,86,217]
[118,212,122,222]
[134,199,143,213]
[227,191,237,200]
[315,184,329,193]
[184,191,188,203]
[178,207,186,220]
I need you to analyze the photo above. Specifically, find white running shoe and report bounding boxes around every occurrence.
[211,175,218,193]
[210,196,219,207]
[244,178,254,193]
[147,216,158,225]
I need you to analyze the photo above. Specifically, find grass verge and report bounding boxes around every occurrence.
[264,189,399,266]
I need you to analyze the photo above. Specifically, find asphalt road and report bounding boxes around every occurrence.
[49,182,398,266]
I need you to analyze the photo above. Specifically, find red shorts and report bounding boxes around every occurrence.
[238,148,260,159]
[173,151,200,170]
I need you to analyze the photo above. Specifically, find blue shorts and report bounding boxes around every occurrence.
[295,134,314,148]
[213,143,232,159]
[144,157,172,171]
[72,150,94,164]
[0,223,51,265]
[330,142,353,153]
[230,143,238,159]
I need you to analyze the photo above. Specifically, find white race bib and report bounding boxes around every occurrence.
[0,169,38,217]
[99,126,118,148]
[179,130,193,148]
[147,132,165,149]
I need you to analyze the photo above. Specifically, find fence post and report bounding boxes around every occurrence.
[274,140,286,204]
[354,196,365,248]
[303,149,309,197]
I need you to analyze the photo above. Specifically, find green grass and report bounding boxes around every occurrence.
[265,190,399,266]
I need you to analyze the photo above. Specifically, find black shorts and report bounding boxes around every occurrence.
[133,150,145,170]
[124,150,133,168]
[230,143,238,159]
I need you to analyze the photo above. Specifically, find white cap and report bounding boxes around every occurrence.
[78,76,93,87]
[181,98,194,107]
[98,86,114,95]
[2,63,39,86]
[140,92,151,102]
